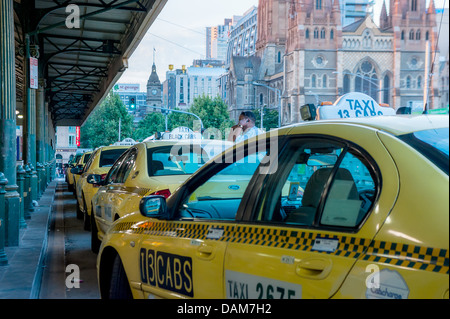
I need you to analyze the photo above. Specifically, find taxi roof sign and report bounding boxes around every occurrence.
[162,127,202,140]
[113,138,137,146]
[318,92,396,120]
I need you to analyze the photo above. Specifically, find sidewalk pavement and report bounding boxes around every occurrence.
[0,179,58,299]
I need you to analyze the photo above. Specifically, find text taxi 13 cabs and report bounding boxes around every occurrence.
[97,93,448,299]
[90,137,232,253]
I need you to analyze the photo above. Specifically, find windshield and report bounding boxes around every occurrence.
[399,128,449,175]
[147,143,227,177]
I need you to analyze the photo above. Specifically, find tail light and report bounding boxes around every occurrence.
[151,189,171,199]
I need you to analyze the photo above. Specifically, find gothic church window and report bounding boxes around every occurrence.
[406,76,411,89]
[401,30,405,40]
[321,28,326,39]
[416,30,421,40]
[411,0,418,11]
[417,76,422,89]
[354,61,379,101]
[314,28,319,39]
[409,29,414,40]
[322,75,327,88]
[330,29,334,40]
[311,74,317,88]
[344,74,351,94]
[306,28,310,39]
[383,75,390,105]
[316,0,322,10]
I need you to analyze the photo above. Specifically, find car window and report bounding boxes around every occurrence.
[99,148,128,167]
[176,150,268,221]
[398,128,449,175]
[254,138,378,229]
[115,149,138,184]
[147,144,220,177]
[83,153,92,164]
[105,151,129,184]
[84,150,98,172]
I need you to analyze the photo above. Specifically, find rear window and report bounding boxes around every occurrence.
[398,128,449,175]
[99,149,127,167]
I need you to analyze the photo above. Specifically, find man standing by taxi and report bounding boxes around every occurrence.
[228,111,263,143]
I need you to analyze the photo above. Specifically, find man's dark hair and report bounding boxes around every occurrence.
[240,111,256,123]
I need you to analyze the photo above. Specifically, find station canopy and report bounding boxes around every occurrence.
[14,0,167,126]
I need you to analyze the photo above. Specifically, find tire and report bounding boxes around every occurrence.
[108,255,133,299]
[76,200,83,220]
[91,206,101,254]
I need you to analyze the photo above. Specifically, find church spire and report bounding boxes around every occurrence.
[380,0,388,29]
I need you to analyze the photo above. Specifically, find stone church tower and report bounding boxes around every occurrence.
[284,0,342,123]
[380,0,439,109]
[146,62,162,113]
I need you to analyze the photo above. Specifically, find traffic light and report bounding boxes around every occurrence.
[129,96,136,110]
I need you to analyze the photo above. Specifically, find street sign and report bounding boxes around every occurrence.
[30,57,38,89]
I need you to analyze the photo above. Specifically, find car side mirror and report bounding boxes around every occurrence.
[87,174,104,186]
[139,195,169,219]
[70,167,82,175]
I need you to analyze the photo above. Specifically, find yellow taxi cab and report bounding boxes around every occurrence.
[66,153,83,192]
[96,93,449,299]
[71,151,93,195]
[90,139,232,253]
[74,143,133,231]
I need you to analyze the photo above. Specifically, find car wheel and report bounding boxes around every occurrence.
[83,195,91,231]
[109,254,133,299]
[76,200,83,220]
[91,205,101,254]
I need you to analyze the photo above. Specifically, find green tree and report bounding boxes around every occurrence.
[253,106,279,132]
[133,112,165,141]
[80,92,133,149]
[168,95,233,140]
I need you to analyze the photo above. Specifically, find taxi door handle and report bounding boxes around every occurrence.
[196,244,214,259]
[296,258,332,280]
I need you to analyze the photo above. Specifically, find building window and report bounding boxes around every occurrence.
[311,74,317,88]
[69,135,75,147]
[354,61,379,101]
[320,28,326,39]
[416,29,421,40]
[411,0,417,11]
[322,74,327,88]
[383,75,390,105]
[409,29,414,40]
[344,74,351,94]
[314,28,319,39]
[406,76,411,89]
[401,30,405,40]
[417,76,422,89]
[330,29,334,40]
[316,0,322,10]
[305,28,310,39]
[277,51,282,63]
[425,31,429,40]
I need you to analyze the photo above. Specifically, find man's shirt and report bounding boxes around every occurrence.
[235,126,264,143]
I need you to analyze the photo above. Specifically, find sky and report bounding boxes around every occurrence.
[118,0,448,92]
